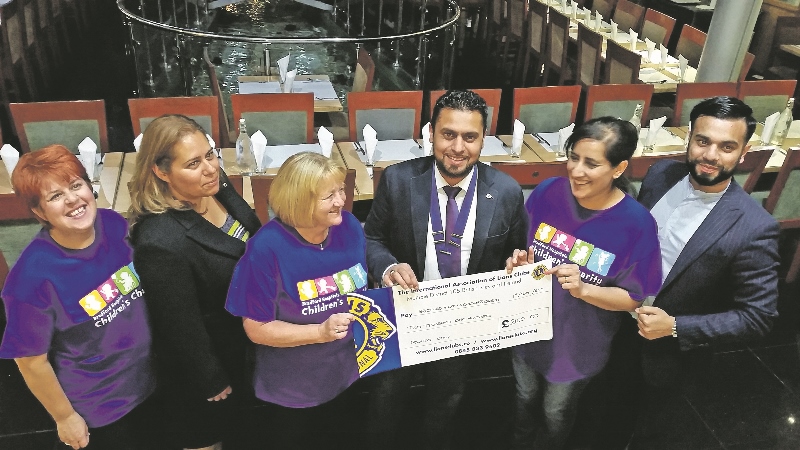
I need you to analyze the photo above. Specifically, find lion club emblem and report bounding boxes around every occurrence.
[348,292,396,375]
[531,263,548,280]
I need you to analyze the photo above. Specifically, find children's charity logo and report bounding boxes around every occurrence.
[534,223,615,276]
[297,264,368,301]
[79,264,141,317]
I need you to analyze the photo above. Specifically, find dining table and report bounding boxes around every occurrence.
[238,74,343,113]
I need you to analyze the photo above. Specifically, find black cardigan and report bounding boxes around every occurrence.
[130,171,261,399]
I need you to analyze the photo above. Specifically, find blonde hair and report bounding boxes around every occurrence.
[128,114,207,227]
[270,152,346,228]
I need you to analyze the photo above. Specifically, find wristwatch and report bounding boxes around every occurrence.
[671,317,678,338]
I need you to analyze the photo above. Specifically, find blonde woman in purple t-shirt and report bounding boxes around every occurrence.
[505,118,663,449]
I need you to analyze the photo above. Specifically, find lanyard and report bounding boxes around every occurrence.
[429,168,477,277]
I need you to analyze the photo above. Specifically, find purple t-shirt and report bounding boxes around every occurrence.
[0,209,155,427]
[225,211,365,408]
[513,178,662,382]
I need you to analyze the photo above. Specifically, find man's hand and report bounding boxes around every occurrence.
[636,306,676,340]
[505,246,535,273]
[383,263,419,290]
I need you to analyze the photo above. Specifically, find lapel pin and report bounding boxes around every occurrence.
[486,193,493,199]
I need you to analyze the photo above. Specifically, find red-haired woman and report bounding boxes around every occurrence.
[0,145,156,450]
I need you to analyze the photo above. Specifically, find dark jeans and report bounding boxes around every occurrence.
[366,356,468,450]
[511,354,591,450]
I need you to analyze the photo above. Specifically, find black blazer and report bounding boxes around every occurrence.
[364,156,528,281]
[130,171,261,399]
[637,160,779,385]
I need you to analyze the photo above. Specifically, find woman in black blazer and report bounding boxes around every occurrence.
[127,115,260,450]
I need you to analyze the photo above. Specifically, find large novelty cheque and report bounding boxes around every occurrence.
[347,262,553,377]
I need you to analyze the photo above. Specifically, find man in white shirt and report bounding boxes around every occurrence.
[364,90,527,449]
[607,96,780,448]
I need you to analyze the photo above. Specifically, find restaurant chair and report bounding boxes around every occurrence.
[347,91,423,143]
[500,0,527,80]
[492,161,568,189]
[542,9,572,86]
[763,147,800,283]
[612,0,645,35]
[576,23,603,90]
[513,85,581,134]
[584,83,654,125]
[352,47,375,93]
[429,88,502,135]
[765,17,800,82]
[203,47,233,146]
[625,153,685,194]
[739,52,755,82]
[639,8,676,48]
[250,175,276,224]
[674,24,706,68]
[10,100,109,154]
[519,0,548,87]
[732,147,773,198]
[672,82,737,127]
[230,92,315,145]
[372,166,385,194]
[737,80,798,123]
[485,0,508,56]
[0,2,38,101]
[603,39,641,85]
[128,96,221,146]
[591,0,617,19]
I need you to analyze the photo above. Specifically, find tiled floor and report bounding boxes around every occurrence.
[3,4,800,450]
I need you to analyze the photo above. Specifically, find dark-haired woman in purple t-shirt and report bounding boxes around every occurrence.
[505,118,663,450]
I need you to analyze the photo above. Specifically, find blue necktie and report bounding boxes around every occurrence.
[441,185,462,278]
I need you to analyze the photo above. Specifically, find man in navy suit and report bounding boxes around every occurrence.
[626,96,780,447]
[363,89,527,449]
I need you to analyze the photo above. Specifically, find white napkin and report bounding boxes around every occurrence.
[560,0,567,12]
[645,38,656,63]
[206,134,216,149]
[629,29,638,51]
[583,7,591,23]
[558,123,575,156]
[595,12,603,32]
[282,69,296,93]
[250,130,268,172]
[422,122,433,156]
[133,133,143,152]
[512,119,525,156]
[77,137,98,181]
[611,20,618,41]
[646,116,668,148]
[363,124,378,164]
[277,54,290,83]
[317,126,334,158]
[0,144,20,179]
[571,3,578,20]
[678,55,688,82]
[659,44,668,68]
[761,111,781,144]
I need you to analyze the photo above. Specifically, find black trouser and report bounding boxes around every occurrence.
[366,356,469,450]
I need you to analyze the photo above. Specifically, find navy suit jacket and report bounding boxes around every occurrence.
[364,156,528,282]
[637,160,779,383]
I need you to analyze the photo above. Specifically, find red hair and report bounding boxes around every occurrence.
[12,145,90,211]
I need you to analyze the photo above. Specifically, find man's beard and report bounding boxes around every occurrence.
[685,158,736,186]
[435,156,475,180]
